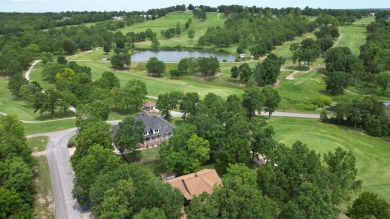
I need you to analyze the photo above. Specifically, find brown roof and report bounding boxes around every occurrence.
[143,101,156,108]
[166,169,222,200]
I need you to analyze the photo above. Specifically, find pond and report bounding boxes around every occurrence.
[131,50,236,62]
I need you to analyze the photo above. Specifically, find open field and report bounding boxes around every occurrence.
[28,136,49,152]
[269,117,390,202]
[335,17,373,55]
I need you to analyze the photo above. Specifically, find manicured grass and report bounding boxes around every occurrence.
[336,17,373,55]
[119,12,226,49]
[268,117,390,202]
[29,62,54,88]
[27,136,49,152]
[33,155,55,219]
[0,78,38,120]
[277,71,329,112]
[75,61,243,99]
[24,119,76,135]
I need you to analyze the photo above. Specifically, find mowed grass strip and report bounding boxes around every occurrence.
[24,119,76,135]
[333,17,373,55]
[269,117,390,202]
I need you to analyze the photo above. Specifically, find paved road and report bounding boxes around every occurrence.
[171,110,319,119]
[30,128,83,219]
[24,60,41,81]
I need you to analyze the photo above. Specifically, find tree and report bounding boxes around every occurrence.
[376,71,390,95]
[256,53,285,85]
[41,62,64,82]
[57,56,68,65]
[0,157,34,206]
[197,57,219,76]
[156,91,183,121]
[185,18,193,30]
[114,116,145,163]
[179,92,200,119]
[242,84,264,119]
[188,29,195,41]
[146,57,165,77]
[72,121,113,164]
[94,71,120,90]
[103,41,112,54]
[111,53,131,70]
[290,39,321,67]
[186,134,211,172]
[112,79,147,113]
[347,192,390,219]
[100,180,135,219]
[318,35,334,56]
[238,63,252,83]
[8,73,28,96]
[151,37,160,49]
[58,90,77,114]
[195,178,279,219]
[225,163,257,186]
[73,145,121,205]
[230,65,239,79]
[262,85,281,117]
[133,208,166,219]
[169,69,181,78]
[324,147,362,203]
[325,71,349,95]
[175,22,181,36]
[0,187,31,218]
[63,40,77,55]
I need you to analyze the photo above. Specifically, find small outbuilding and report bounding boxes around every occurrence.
[143,101,156,111]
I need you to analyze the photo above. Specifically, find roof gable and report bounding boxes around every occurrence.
[166,169,222,200]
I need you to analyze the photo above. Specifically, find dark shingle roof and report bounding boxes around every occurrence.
[112,113,173,136]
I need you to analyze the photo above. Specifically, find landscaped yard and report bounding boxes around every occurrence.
[268,116,390,202]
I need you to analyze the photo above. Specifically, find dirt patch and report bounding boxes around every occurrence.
[274,79,281,88]
[259,56,267,60]
[285,67,313,80]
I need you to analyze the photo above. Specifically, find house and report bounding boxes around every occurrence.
[143,101,156,111]
[166,169,222,202]
[112,113,173,148]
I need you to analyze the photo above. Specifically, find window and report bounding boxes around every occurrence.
[154,129,159,134]
[145,131,149,136]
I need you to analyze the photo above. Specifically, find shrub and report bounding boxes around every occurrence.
[313,96,332,107]
[304,104,317,111]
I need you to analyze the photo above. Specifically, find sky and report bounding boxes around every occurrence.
[0,0,389,12]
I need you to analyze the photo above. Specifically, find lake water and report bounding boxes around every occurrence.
[131,50,236,62]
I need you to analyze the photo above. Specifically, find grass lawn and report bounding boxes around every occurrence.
[24,119,76,135]
[335,17,374,55]
[0,78,38,121]
[277,70,329,112]
[119,12,225,49]
[27,136,49,152]
[33,156,55,219]
[268,117,390,202]
[72,61,243,99]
